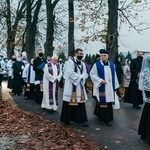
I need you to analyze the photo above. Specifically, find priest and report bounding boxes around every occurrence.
[41,55,62,111]
[90,49,119,126]
[22,58,35,99]
[60,48,89,127]
[33,49,46,104]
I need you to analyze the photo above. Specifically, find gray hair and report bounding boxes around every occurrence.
[51,54,58,60]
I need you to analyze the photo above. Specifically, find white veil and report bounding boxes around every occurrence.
[139,55,150,102]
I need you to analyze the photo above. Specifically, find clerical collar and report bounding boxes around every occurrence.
[103,61,108,66]
[39,56,43,61]
[76,59,81,65]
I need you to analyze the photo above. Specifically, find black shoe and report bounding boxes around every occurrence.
[106,122,112,126]
[141,136,146,141]
[49,109,55,112]
[133,106,141,109]
[78,122,89,127]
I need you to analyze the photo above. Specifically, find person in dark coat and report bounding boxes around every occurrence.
[12,55,25,95]
[124,51,143,109]
[33,49,46,104]
[114,55,123,100]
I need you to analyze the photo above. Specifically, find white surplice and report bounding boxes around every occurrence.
[22,63,35,84]
[63,57,88,102]
[90,60,119,103]
[41,62,62,111]
[7,60,14,77]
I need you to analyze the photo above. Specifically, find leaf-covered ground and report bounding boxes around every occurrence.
[0,98,100,150]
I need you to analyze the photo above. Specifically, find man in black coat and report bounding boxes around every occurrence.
[12,55,25,95]
[33,49,46,104]
[124,51,143,109]
[114,55,123,100]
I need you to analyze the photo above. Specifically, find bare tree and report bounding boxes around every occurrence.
[25,0,42,60]
[106,0,119,61]
[68,0,75,57]
[77,0,150,60]
[4,0,26,58]
[44,0,60,57]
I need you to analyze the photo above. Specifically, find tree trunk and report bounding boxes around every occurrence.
[6,0,14,58]
[6,0,26,58]
[45,8,54,56]
[45,0,59,57]
[26,0,32,60]
[26,0,42,60]
[106,0,119,61]
[68,0,75,57]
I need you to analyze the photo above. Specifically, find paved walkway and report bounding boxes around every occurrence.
[1,81,150,150]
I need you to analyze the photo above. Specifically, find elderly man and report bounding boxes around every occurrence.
[60,48,89,126]
[90,49,119,126]
[41,55,62,111]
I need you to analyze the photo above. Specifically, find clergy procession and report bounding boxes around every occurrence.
[1,48,150,146]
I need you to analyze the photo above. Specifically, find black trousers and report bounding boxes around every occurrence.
[34,84,43,104]
[0,74,3,86]
[24,83,35,99]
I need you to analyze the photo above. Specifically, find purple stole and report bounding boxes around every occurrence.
[40,80,43,92]
[96,61,115,107]
[47,62,60,105]
[26,64,31,91]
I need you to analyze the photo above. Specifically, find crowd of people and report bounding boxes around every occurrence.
[0,48,150,144]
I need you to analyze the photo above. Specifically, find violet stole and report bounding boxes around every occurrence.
[47,62,60,105]
[26,64,31,91]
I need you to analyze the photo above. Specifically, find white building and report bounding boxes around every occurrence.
[131,50,150,58]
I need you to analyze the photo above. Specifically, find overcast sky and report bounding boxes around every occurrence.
[80,1,150,55]
[83,26,150,55]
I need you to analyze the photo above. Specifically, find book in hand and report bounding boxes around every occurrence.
[37,62,46,69]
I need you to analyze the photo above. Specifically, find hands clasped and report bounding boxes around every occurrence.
[101,80,107,85]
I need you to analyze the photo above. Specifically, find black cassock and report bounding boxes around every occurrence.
[138,102,150,144]
[124,57,143,106]
[12,61,24,95]
[33,56,46,104]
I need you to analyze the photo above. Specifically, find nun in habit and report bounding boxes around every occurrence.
[138,55,150,144]
[90,49,119,126]
[22,59,35,99]
[41,55,62,111]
